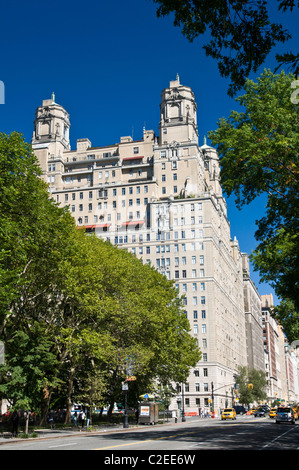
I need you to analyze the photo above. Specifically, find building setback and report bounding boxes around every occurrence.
[32,77,262,413]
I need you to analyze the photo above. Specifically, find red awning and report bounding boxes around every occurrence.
[95,223,111,228]
[122,220,145,226]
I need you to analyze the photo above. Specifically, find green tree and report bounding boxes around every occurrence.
[0,132,200,425]
[270,300,299,344]
[236,366,267,406]
[152,0,298,96]
[208,70,299,317]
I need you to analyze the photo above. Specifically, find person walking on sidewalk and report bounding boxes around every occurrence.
[11,411,19,437]
[79,410,85,430]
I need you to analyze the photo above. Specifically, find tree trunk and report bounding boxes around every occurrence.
[65,366,75,425]
[40,393,52,426]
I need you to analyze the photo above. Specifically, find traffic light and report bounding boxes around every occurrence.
[248,383,253,389]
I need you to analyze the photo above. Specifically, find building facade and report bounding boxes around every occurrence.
[32,77,257,414]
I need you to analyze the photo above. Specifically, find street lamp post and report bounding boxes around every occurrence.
[182,383,186,422]
[122,381,129,428]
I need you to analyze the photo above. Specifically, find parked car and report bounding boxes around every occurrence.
[275,407,295,425]
[221,408,236,420]
[234,405,246,415]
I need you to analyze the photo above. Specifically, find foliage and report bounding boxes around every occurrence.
[152,0,298,96]
[236,366,267,405]
[270,300,299,344]
[208,70,299,323]
[0,132,200,419]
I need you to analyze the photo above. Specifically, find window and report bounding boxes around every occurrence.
[202,324,207,333]
[193,310,198,320]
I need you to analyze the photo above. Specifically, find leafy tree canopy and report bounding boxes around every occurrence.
[208,70,299,334]
[152,0,298,96]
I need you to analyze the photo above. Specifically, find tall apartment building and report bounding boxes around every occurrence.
[32,77,250,413]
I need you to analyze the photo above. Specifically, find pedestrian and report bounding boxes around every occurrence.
[135,408,139,424]
[86,410,90,428]
[11,411,19,437]
[72,411,78,427]
[79,410,85,430]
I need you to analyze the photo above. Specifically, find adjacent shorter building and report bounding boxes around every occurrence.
[262,294,299,404]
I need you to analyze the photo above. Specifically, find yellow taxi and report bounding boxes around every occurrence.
[221,408,237,420]
[291,406,298,420]
[249,408,257,415]
[269,408,277,418]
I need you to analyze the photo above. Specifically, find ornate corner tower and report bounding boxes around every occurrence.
[32,93,70,153]
[158,74,198,146]
[32,93,70,184]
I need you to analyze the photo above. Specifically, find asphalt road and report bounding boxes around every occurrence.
[1,415,298,455]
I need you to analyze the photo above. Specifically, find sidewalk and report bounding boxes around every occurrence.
[0,418,182,445]
[0,413,232,445]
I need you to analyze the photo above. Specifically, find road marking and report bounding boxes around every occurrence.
[48,442,78,448]
[94,430,201,450]
[260,427,296,449]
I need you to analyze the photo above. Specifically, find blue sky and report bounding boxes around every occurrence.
[1,0,298,305]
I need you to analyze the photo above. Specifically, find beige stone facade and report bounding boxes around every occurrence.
[32,77,259,414]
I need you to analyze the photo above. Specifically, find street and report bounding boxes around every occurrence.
[1,415,298,454]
